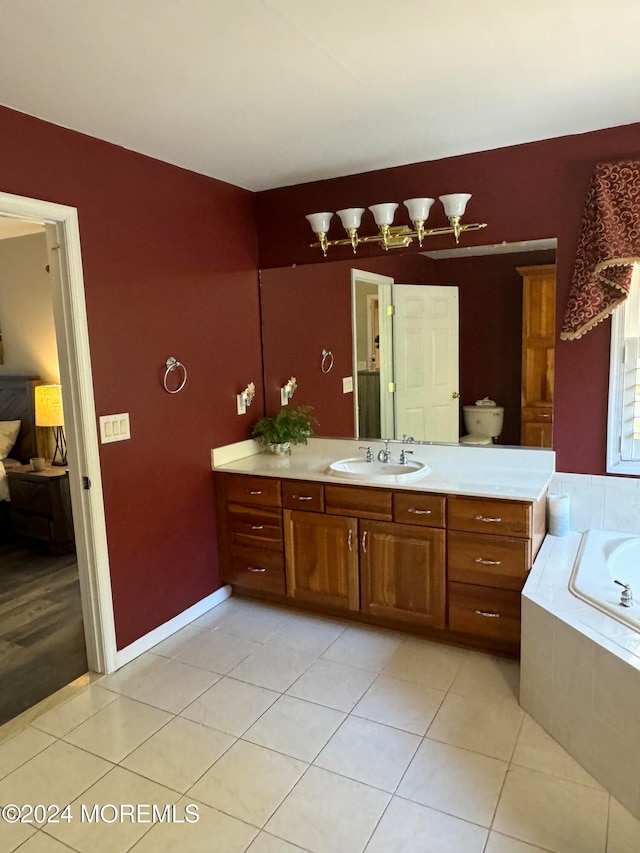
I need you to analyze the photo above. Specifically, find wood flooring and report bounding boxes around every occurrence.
[0,533,87,725]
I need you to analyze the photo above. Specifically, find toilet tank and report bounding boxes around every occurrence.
[463,405,504,438]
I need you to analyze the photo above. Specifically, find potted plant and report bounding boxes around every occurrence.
[252,405,318,455]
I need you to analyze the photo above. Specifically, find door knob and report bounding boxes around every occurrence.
[451,391,460,399]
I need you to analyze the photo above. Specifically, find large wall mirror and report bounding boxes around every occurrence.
[259,238,557,448]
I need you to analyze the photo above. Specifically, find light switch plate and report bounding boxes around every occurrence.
[237,394,247,415]
[342,376,353,393]
[99,413,131,443]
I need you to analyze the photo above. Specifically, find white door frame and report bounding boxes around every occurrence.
[0,190,116,674]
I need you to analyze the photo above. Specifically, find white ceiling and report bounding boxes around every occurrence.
[1,1,640,192]
[0,217,44,241]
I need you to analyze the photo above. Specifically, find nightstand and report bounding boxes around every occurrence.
[6,464,75,555]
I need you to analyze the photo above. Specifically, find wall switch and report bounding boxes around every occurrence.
[280,388,290,406]
[342,376,353,394]
[99,413,131,443]
[237,394,247,415]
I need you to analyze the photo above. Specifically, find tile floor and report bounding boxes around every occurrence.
[1,596,640,852]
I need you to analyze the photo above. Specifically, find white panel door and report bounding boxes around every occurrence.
[393,284,459,442]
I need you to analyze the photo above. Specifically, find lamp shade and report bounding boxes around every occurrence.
[439,193,472,217]
[305,212,333,234]
[336,208,365,230]
[368,203,398,226]
[403,197,435,222]
[35,384,64,427]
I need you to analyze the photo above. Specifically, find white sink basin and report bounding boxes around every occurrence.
[326,457,430,482]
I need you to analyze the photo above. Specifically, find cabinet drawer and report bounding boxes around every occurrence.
[394,492,445,528]
[448,531,530,590]
[227,505,283,550]
[325,485,392,521]
[448,496,531,538]
[224,546,286,594]
[7,477,52,514]
[449,582,521,645]
[225,475,282,508]
[282,481,324,512]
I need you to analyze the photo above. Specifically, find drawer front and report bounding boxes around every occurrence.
[448,495,531,538]
[325,485,392,521]
[224,546,286,594]
[282,481,325,512]
[8,477,52,515]
[394,492,445,528]
[225,475,282,508]
[227,505,283,550]
[448,531,530,590]
[11,508,53,542]
[449,582,521,645]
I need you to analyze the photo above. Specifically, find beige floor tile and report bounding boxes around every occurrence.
[314,715,420,793]
[426,691,523,761]
[267,614,347,658]
[129,797,258,852]
[243,695,345,762]
[0,741,112,824]
[63,695,172,762]
[248,832,310,852]
[484,833,551,853]
[180,676,279,737]
[12,833,80,852]
[396,738,507,827]
[188,740,306,828]
[286,659,377,712]
[353,675,446,735]
[192,597,244,629]
[101,657,219,714]
[174,629,260,674]
[321,625,402,673]
[1,820,36,853]
[98,651,167,695]
[121,716,236,792]
[449,651,520,703]
[0,726,55,780]
[149,625,205,658]
[265,765,390,853]
[230,644,316,692]
[511,715,602,789]
[365,796,488,853]
[493,765,609,853]
[31,685,118,738]
[198,601,294,643]
[608,797,640,853]
[382,637,468,691]
[44,765,180,853]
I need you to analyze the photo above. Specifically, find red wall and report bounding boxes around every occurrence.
[257,123,640,474]
[0,106,263,648]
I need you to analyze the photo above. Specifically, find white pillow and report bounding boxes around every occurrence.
[0,420,21,460]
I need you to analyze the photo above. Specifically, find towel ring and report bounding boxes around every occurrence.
[163,356,187,394]
[321,349,334,374]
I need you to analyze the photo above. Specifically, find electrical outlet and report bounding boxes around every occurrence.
[342,376,353,393]
[237,394,247,415]
[99,413,131,443]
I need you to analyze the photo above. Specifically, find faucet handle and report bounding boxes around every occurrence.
[400,449,414,464]
[614,578,633,606]
[359,446,373,462]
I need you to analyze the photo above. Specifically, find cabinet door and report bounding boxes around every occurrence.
[360,521,446,629]
[284,510,359,611]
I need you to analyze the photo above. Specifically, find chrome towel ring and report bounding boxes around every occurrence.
[163,356,187,394]
[321,349,334,374]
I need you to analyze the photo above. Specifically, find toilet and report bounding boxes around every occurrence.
[460,404,505,445]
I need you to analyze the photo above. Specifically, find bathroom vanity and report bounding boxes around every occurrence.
[213,438,553,657]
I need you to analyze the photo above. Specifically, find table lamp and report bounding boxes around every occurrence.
[35,384,67,466]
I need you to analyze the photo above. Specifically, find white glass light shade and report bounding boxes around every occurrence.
[35,384,64,427]
[403,197,435,222]
[336,208,365,230]
[439,193,472,218]
[305,212,333,234]
[368,203,399,226]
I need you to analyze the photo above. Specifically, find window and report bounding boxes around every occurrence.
[607,264,640,474]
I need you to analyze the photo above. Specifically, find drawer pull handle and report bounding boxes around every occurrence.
[249,490,262,495]
[475,557,501,566]
[348,529,353,551]
[250,525,264,530]
[475,609,501,618]
[248,566,266,573]
[292,495,313,501]
[475,515,502,523]
[362,530,368,553]
[408,508,432,515]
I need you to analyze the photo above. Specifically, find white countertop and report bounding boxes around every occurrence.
[211,436,554,502]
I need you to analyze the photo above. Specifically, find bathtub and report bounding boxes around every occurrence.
[569,528,640,631]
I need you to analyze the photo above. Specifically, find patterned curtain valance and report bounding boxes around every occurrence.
[561,160,640,341]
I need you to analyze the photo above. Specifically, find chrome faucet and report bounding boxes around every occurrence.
[402,434,415,444]
[399,449,414,465]
[359,446,373,462]
[614,579,633,607]
[378,440,391,463]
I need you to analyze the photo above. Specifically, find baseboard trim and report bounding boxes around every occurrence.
[112,585,232,671]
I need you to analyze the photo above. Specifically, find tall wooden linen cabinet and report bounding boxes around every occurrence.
[518,264,556,447]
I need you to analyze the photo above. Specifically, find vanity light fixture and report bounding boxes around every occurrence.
[305,194,487,257]
[280,377,297,406]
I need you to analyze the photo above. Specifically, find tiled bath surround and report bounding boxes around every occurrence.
[521,471,640,820]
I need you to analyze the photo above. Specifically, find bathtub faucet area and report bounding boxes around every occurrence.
[614,578,633,607]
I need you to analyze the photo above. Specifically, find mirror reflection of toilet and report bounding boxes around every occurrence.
[460,400,504,445]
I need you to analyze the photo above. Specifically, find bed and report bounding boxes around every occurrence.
[0,376,40,508]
